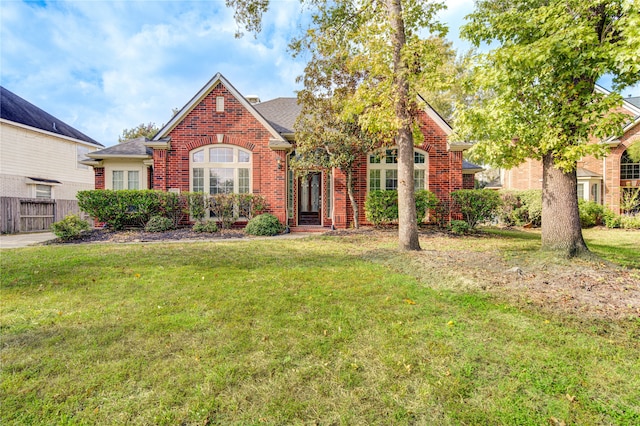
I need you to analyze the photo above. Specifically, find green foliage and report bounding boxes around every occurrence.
[192,220,219,233]
[237,193,267,220]
[602,208,622,228]
[50,214,90,241]
[449,220,471,235]
[144,216,174,232]
[365,190,438,226]
[186,192,207,222]
[627,143,640,163]
[415,189,439,222]
[499,190,543,227]
[209,194,238,230]
[244,213,284,236]
[620,215,640,229]
[620,187,640,214]
[365,190,399,227]
[451,189,502,229]
[77,190,185,230]
[118,122,159,143]
[578,200,606,228]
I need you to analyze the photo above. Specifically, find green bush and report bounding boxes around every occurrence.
[237,194,267,220]
[192,220,219,233]
[77,190,185,230]
[498,190,542,227]
[186,192,208,222]
[365,190,438,226]
[209,194,238,230]
[145,216,174,232]
[602,208,622,228]
[415,190,439,223]
[451,189,502,229]
[449,220,471,235]
[578,200,606,228]
[244,213,284,236]
[50,214,91,241]
[620,215,640,229]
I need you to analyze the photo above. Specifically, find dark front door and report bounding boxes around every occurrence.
[298,172,321,225]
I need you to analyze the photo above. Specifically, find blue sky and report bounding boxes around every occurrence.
[1,0,638,146]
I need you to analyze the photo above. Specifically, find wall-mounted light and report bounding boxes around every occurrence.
[277,157,283,170]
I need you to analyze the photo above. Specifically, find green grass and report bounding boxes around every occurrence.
[1,232,639,425]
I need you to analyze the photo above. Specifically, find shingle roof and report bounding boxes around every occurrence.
[462,160,483,172]
[253,98,301,134]
[0,86,102,146]
[626,96,640,109]
[88,137,152,158]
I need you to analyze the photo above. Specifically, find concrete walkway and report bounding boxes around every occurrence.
[0,232,56,249]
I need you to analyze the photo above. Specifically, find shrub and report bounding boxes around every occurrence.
[415,190,439,223]
[186,192,208,222]
[192,220,219,233]
[51,214,91,241]
[244,213,284,236]
[237,194,267,220]
[365,190,438,227]
[451,189,502,229]
[365,190,398,226]
[145,216,174,232]
[602,208,622,228]
[498,190,542,227]
[209,193,238,230]
[620,215,640,229]
[578,200,606,228]
[449,220,471,235]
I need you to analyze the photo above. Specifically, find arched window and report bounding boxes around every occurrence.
[621,149,639,180]
[368,148,428,191]
[190,145,252,194]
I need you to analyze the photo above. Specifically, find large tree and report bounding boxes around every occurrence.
[454,0,640,256]
[227,0,447,250]
[118,122,159,143]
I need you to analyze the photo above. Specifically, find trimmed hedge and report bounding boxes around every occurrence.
[244,213,284,236]
[50,214,90,241]
[451,189,502,229]
[77,190,268,230]
[364,190,438,227]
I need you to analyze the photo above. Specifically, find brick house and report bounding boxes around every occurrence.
[498,87,640,215]
[84,73,478,229]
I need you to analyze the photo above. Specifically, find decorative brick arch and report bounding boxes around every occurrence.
[185,135,256,152]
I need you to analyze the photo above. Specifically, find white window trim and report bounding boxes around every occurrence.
[111,170,141,190]
[367,147,428,192]
[189,144,252,195]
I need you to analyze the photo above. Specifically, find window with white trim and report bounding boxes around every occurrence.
[621,150,639,180]
[35,184,52,199]
[190,145,252,195]
[368,148,428,191]
[112,171,140,190]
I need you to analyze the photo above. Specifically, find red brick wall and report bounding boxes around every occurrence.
[94,168,105,190]
[463,174,475,189]
[153,83,288,224]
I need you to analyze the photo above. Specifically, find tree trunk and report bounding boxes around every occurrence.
[346,169,359,229]
[541,153,589,256]
[387,0,421,251]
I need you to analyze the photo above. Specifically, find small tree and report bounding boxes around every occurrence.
[118,122,159,143]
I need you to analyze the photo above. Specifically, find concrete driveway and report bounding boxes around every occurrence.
[0,232,56,249]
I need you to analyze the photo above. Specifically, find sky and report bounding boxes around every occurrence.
[1,0,638,146]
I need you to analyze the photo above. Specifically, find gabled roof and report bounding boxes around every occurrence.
[595,84,640,116]
[153,73,289,148]
[253,98,301,135]
[87,137,152,159]
[462,160,483,174]
[626,96,640,109]
[0,86,102,147]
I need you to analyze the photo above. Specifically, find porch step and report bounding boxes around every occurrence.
[289,226,331,233]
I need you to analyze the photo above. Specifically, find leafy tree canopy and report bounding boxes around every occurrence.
[118,122,159,143]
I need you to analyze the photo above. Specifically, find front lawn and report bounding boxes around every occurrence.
[1,231,639,424]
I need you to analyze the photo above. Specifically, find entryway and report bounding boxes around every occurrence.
[298,172,321,225]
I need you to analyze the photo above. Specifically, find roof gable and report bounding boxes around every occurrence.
[0,86,102,147]
[153,73,287,144]
[88,137,152,158]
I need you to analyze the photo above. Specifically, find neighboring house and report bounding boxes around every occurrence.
[499,87,640,215]
[0,86,104,233]
[85,73,477,229]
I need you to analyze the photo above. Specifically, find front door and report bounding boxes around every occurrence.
[298,172,322,225]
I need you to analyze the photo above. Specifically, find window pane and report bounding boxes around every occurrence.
[385,169,398,190]
[414,152,425,164]
[210,147,233,163]
[238,168,250,193]
[577,183,585,200]
[288,169,294,218]
[385,149,398,164]
[238,150,250,163]
[210,168,234,194]
[113,171,124,190]
[369,154,381,164]
[414,169,425,191]
[128,171,139,190]
[192,150,204,163]
[193,168,204,193]
[370,169,381,191]
[35,184,51,199]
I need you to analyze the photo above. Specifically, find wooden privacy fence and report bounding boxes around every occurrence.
[0,197,87,234]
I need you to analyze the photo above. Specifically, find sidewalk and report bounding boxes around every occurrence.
[0,232,56,249]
